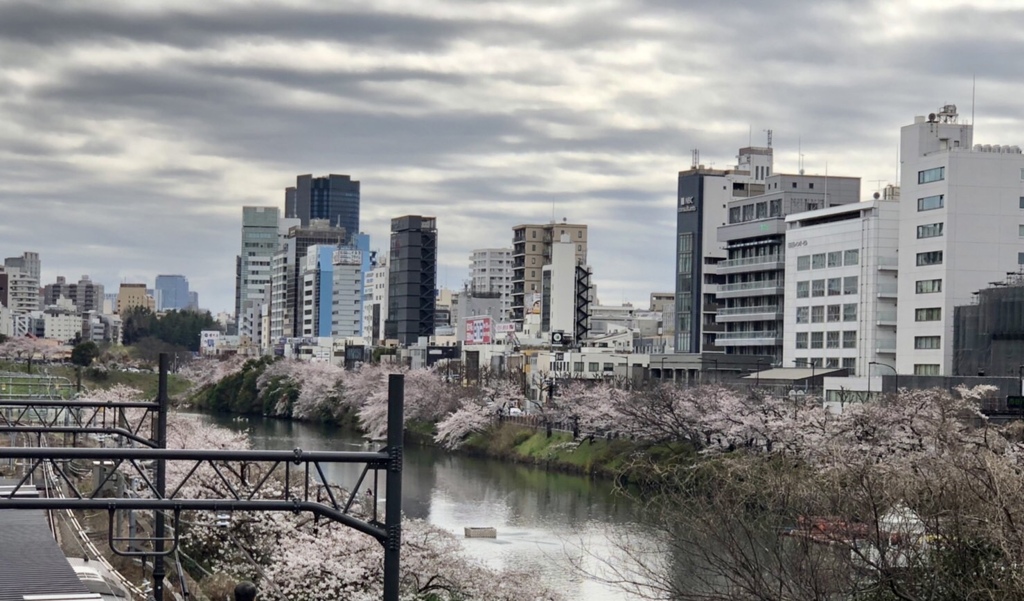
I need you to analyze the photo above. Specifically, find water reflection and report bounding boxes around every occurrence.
[190,413,657,601]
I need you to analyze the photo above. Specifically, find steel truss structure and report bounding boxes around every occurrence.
[0,354,405,601]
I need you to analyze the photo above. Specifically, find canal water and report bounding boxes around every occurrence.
[194,413,657,601]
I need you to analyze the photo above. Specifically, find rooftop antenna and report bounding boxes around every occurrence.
[748,125,752,147]
[870,179,886,196]
[971,73,976,126]
[798,137,805,175]
[763,129,773,148]
[691,148,699,168]
[824,161,828,204]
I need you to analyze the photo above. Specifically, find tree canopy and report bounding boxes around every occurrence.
[121,307,219,351]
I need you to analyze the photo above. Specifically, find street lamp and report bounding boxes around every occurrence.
[868,361,897,399]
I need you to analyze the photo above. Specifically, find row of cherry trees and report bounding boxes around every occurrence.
[85,384,560,601]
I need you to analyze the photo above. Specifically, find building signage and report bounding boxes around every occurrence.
[787,240,808,248]
[678,196,697,212]
[495,322,516,333]
[464,316,493,345]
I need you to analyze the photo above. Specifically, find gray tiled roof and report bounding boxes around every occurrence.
[0,508,91,601]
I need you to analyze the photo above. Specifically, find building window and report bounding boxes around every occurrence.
[1019,224,1024,237]
[917,223,944,238]
[914,364,940,376]
[812,280,825,297]
[1019,252,1024,265]
[826,331,840,349]
[811,306,824,323]
[842,358,856,370]
[843,331,856,348]
[917,167,945,184]
[827,304,841,322]
[812,254,826,269]
[573,362,584,372]
[827,252,841,268]
[742,204,754,221]
[797,255,811,271]
[729,207,741,223]
[844,249,859,266]
[588,362,599,372]
[578,230,583,238]
[796,307,809,324]
[916,251,943,266]
[809,182,815,190]
[827,278,841,296]
[917,194,944,211]
[797,281,810,298]
[792,182,798,189]
[915,308,942,321]
[825,357,839,368]
[795,332,808,349]
[769,199,781,217]
[1019,196,1024,209]
[843,303,857,321]
[811,332,823,349]
[843,276,858,295]
[914,336,941,350]
[756,202,767,218]
[916,279,942,293]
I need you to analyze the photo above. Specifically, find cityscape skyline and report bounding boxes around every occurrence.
[1,1,1021,313]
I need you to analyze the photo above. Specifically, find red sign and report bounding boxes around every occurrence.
[465,316,493,345]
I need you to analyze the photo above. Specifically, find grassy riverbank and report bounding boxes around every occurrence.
[0,361,190,398]
[418,421,696,480]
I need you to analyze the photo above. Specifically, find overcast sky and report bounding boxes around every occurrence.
[0,0,1020,314]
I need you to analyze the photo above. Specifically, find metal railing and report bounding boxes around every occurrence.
[716,330,781,340]
[718,280,784,293]
[717,305,781,316]
[718,254,783,269]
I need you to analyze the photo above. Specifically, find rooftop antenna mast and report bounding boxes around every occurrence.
[691,149,700,168]
[798,137,805,175]
[972,73,976,126]
[763,129,773,148]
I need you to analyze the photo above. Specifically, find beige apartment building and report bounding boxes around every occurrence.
[511,221,587,325]
[116,283,155,314]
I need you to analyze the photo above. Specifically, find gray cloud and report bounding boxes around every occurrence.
[2,0,1024,315]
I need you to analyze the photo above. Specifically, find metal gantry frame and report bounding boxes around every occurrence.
[0,354,405,601]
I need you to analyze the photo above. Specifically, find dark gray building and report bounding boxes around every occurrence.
[285,174,360,240]
[385,216,437,346]
[954,275,1024,377]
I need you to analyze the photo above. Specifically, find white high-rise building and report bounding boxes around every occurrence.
[895,105,1024,376]
[0,266,40,315]
[469,248,513,320]
[783,199,899,376]
[331,247,363,338]
[363,256,389,343]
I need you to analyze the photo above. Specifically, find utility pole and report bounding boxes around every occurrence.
[383,374,404,601]
[153,353,169,601]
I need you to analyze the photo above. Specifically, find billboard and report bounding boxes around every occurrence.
[464,316,493,345]
[495,322,516,333]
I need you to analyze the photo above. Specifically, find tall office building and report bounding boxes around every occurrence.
[285,174,360,239]
[116,283,154,314]
[716,172,860,362]
[236,207,282,327]
[469,248,513,321]
[385,216,437,346]
[511,222,587,327]
[270,221,348,340]
[331,247,364,338]
[0,267,39,315]
[43,275,104,314]
[364,255,389,343]
[155,275,190,311]
[783,199,899,376]
[300,245,336,338]
[895,104,1024,376]
[4,252,40,283]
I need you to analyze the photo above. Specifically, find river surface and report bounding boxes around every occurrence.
[193,413,659,601]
